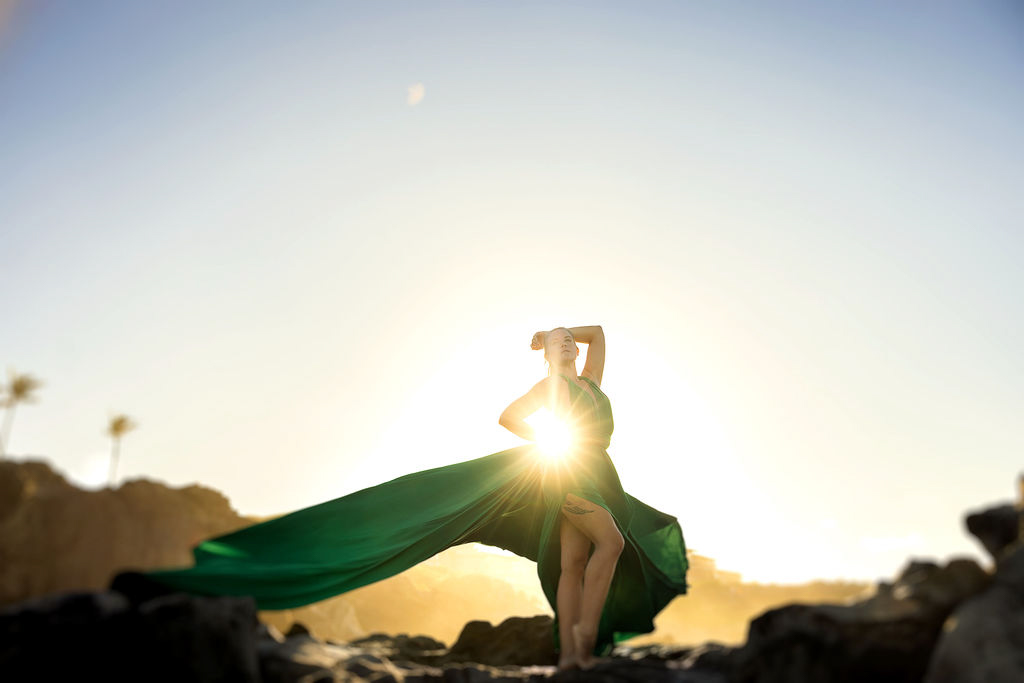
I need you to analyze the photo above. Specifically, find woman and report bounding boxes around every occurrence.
[136,324,688,670]
[501,325,629,669]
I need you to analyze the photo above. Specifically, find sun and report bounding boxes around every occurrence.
[526,408,574,459]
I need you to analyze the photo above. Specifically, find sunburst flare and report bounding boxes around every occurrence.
[526,408,574,460]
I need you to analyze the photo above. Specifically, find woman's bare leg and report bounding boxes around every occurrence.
[561,493,624,669]
[556,514,590,670]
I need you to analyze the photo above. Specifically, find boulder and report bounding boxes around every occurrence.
[965,503,1023,563]
[924,541,1024,682]
[0,588,262,682]
[724,556,990,683]
[443,614,557,666]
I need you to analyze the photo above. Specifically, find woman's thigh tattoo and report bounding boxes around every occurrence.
[563,501,595,515]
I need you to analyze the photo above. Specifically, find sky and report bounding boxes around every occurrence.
[1,1,1022,585]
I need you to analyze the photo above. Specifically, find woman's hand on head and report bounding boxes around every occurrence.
[530,331,546,350]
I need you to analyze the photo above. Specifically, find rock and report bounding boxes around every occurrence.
[0,458,259,609]
[110,569,185,605]
[0,588,261,682]
[612,642,697,661]
[612,641,737,681]
[347,632,448,665]
[725,555,991,683]
[887,557,991,609]
[965,503,1022,563]
[0,583,727,682]
[680,642,742,673]
[285,620,311,637]
[924,543,1024,683]
[444,615,557,666]
[257,630,350,682]
[257,620,287,643]
[0,459,75,523]
[133,592,262,682]
[261,627,553,682]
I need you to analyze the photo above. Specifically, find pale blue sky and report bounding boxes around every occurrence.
[2,1,1022,584]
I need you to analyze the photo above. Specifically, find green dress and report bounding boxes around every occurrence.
[142,374,689,656]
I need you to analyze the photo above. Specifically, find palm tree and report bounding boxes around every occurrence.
[106,413,138,488]
[0,368,44,458]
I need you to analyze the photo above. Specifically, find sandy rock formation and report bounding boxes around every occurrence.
[0,458,259,607]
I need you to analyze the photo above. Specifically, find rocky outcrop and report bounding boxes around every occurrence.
[0,458,261,607]
[717,557,991,682]
[922,496,1024,683]
[443,615,557,666]
[963,502,1023,561]
[0,586,728,682]
[1,588,262,682]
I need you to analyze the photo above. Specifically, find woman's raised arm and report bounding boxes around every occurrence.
[570,325,605,385]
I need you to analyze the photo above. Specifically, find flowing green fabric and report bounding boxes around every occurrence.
[143,374,689,655]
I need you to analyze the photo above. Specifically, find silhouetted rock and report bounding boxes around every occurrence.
[0,584,727,681]
[285,620,311,637]
[965,503,1023,563]
[722,556,990,683]
[443,615,557,665]
[0,588,261,682]
[612,641,736,680]
[346,632,448,664]
[110,569,186,605]
[924,502,1024,683]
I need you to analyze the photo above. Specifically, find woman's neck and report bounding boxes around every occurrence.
[551,364,577,377]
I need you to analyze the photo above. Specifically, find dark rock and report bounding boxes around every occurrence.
[133,592,263,682]
[0,589,135,680]
[0,588,262,682]
[611,641,739,680]
[965,503,1022,562]
[725,555,991,683]
[109,569,184,606]
[348,631,449,665]
[444,615,557,666]
[285,620,311,637]
[256,631,346,683]
[924,542,1024,683]
[612,642,697,661]
[547,656,729,682]
[680,642,742,672]
[888,557,991,608]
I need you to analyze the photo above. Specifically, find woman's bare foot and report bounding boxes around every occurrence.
[571,623,598,670]
[556,653,579,671]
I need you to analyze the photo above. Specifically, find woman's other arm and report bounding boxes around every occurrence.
[499,416,537,442]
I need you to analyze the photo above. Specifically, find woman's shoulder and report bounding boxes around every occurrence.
[530,374,565,394]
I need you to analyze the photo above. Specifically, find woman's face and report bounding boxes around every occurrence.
[545,328,578,365]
